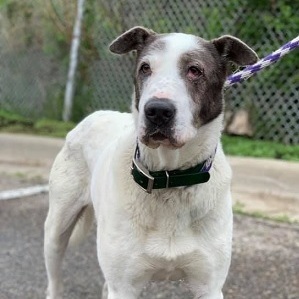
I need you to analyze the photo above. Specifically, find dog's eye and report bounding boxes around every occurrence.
[140,63,151,75]
[187,66,203,80]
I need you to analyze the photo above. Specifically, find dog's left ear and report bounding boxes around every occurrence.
[212,35,258,66]
[109,26,156,54]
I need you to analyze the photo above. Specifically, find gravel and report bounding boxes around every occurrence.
[0,191,298,299]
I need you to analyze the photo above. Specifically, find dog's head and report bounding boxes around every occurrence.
[110,27,258,149]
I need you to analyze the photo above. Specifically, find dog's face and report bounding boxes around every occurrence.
[110,27,258,149]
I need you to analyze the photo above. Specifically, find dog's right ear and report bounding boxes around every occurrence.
[109,26,156,54]
[212,35,258,66]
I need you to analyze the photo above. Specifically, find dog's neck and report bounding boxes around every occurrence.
[137,114,223,172]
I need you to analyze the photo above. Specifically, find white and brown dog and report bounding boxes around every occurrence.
[44,27,258,299]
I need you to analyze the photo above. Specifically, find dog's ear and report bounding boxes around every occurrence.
[109,26,156,54]
[212,35,258,66]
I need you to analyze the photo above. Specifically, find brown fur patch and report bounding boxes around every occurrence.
[178,39,227,126]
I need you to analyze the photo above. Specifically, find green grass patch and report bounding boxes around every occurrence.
[34,119,75,138]
[222,135,299,161]
[0,110,34,128]
[233,201,298,224]
[0,110,75,138]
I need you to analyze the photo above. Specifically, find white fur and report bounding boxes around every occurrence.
[44,34,233,299]
[138,34,201,147]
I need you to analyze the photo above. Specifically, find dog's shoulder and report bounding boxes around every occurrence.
[66,110,133,145]
[59,110,134,171]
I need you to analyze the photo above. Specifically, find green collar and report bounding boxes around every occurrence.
[131,145,216,193]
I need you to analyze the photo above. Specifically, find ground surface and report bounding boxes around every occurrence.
[0,182,298,299]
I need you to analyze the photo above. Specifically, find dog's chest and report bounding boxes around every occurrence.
[128,187,213,260]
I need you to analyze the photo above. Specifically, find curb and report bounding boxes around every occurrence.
[0,184,49,200]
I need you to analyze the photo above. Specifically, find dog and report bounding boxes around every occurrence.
[44,26,258,299]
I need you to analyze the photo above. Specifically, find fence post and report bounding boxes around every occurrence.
[63,0,86,122]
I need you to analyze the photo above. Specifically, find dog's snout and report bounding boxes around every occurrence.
[144,98,175,126]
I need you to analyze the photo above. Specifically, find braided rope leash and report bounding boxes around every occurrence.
[224,35,299,88]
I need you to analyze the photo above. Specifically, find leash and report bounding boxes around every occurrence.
[224,35,299,88]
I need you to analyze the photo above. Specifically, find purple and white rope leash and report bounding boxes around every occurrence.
[224,35,299,88]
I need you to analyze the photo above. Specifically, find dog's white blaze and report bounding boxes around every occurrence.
[138,34,202,146]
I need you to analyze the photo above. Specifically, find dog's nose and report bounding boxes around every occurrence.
[144,99,175,126]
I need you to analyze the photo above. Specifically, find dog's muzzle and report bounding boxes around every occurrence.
[144,98,176,127]
[143,98,176,146]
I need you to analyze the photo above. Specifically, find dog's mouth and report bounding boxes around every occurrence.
[141,129,183,149]
[150,131,168,141]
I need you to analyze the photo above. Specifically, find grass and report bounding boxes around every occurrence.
[221,135,299,161]
[0,111,76,138]
[0,110,34,127]
[0,109,298,161]
[233,201,298,224]
[33,119,76,138]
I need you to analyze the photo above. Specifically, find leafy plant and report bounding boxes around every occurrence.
[34,119,75,137]
[0,110,33,127]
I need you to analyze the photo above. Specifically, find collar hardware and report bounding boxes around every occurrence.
[165,170,170,189]
[131,145,216,194]
[131,155,154,193]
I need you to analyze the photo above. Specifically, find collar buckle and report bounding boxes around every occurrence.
[132,156,154,193]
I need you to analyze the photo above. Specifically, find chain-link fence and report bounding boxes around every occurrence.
[0,44,66,119]
[0,0,298,144]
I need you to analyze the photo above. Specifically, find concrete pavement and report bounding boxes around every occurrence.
[1,193,298,299]
[0,133,64,182]
[229,156,299,221]
[0,132,299,221]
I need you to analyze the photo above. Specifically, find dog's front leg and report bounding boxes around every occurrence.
[186,267,228,299]
[185,251,230,299]
[99,263,150,299]
[100,276,148,299]
[193,292,223,299]
[98,235,151,299]
[105,285,143,299]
